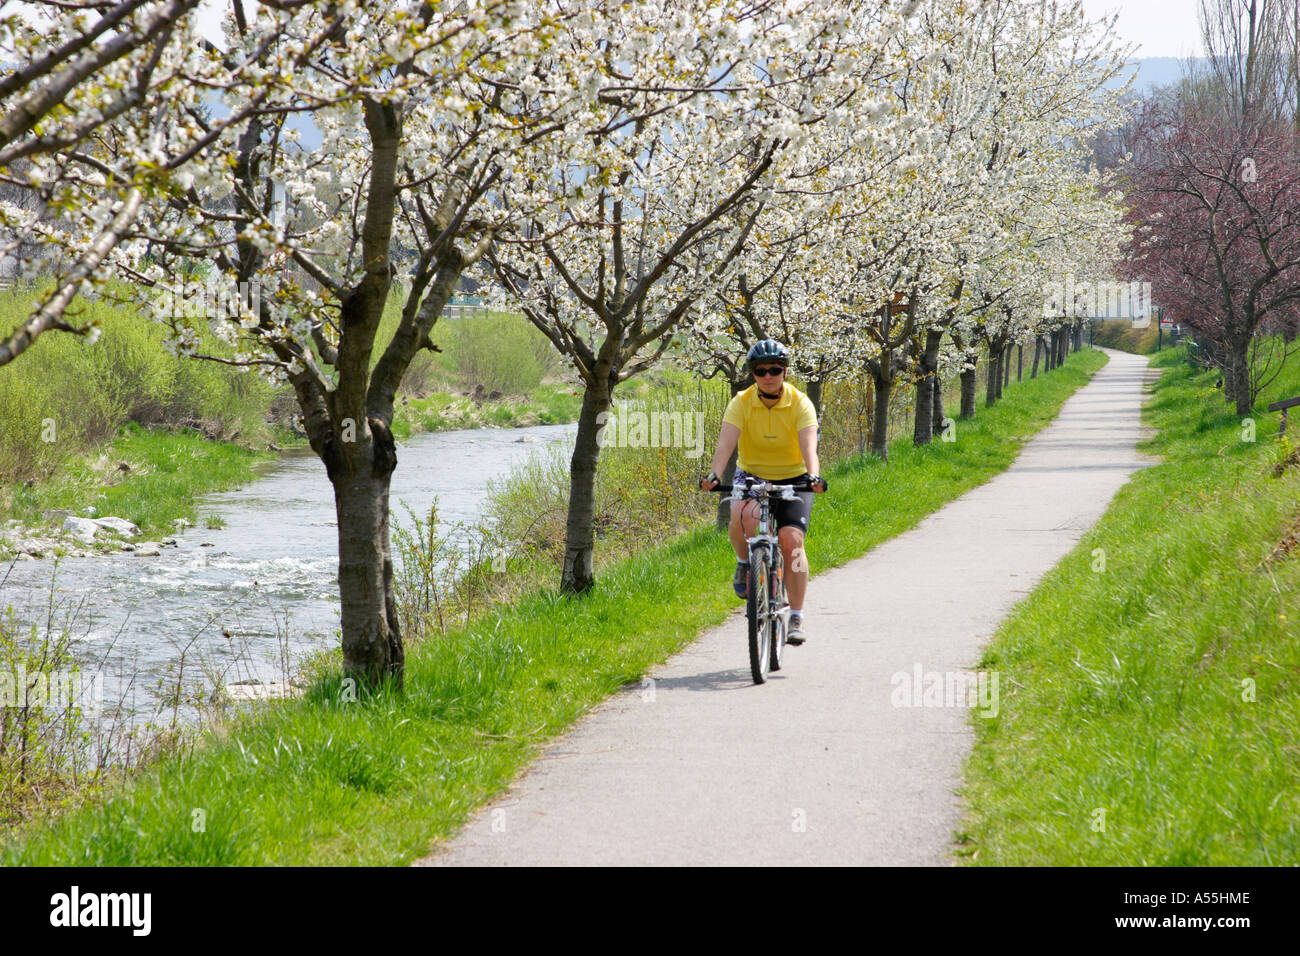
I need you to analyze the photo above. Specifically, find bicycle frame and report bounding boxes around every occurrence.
[728,478,797,640]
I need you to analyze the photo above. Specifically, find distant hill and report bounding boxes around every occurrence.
[1111,57,1206,95]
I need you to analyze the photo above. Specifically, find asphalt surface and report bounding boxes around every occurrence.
[417,347,1153,866]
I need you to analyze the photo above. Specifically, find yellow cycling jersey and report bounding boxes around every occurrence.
[723,382,817,480]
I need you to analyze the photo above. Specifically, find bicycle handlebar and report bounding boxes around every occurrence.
[703,479,810,498]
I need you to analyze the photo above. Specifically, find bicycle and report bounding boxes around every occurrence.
[708,478,807,684]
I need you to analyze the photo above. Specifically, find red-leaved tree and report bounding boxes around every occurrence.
[1123,97,1300,413]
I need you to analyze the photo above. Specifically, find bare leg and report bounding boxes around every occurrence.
[728,499,759,560]
[779,525,807,609]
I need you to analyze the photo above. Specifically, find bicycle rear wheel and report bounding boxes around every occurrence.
[747,545,772,684]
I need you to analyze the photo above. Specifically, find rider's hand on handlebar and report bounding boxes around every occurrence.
[809,474,827,494]
[700,471,720,491]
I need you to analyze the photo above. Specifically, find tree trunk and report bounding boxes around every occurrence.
[931,366,945,437]
[717,378,747,531]
[960,363,978,419]
[562,381,613,592]
[986,346,1000,407]
[332,422,402,687]
[1000,344,1010,395]
[913,374,933,446]
[805,377,824,417]
[1031,337,1042,378]
[1229,335,1252,416]
[1016,344,1023,382]
[871,370,892,460]
[913,329,943,446]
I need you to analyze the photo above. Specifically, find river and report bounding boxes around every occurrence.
[0,421,576,726]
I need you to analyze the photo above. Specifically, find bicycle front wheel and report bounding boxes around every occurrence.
[747,545,772,684]
[769,547,787,672]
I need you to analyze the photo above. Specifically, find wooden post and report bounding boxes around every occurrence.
[1267,396,1300,437]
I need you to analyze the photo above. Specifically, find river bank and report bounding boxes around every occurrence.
[0,419,582,829]
[0,285,582,559]
[0,384,583,563]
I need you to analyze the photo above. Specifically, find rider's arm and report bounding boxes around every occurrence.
[703,423,741,488]
[799,426,824,491]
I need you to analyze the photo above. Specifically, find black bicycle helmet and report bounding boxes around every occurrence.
[746,339,790,369]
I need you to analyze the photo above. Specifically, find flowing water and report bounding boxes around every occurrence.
[0,422,575,724]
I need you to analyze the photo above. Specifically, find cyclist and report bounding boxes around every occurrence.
[700,339,826,645]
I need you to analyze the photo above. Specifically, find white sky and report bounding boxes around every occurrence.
[1079,0,1207,59]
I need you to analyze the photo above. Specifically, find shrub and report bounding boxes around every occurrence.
[432,312,553,395]
[1091,319,1161,354]
[0,286,275,485]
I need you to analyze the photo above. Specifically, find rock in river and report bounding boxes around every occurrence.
[93,516,140,537]
[62,516,102,542]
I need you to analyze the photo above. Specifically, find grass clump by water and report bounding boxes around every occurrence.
[959,345,1300,865]
[389,384,582,440]
[2,350,1104,865]
[1,423,273,543]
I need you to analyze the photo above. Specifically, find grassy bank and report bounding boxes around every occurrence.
[390,383,581,440]
[0,388,579,558]
[1,423,276,544]
[1090,318,1162,354]
[2,348,1105,865]
[959,346,1300,865]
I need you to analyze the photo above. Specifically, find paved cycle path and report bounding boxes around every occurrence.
[418,348,1153,866]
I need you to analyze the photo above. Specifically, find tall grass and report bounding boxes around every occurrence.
[0,566,320,831]
[392,375,727,636]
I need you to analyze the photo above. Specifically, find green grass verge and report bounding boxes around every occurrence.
[390,383,582,440]
[959,346,1300,865]
[2,422,274,543]
[2,349,1106,865]
[1090,319,1162,354]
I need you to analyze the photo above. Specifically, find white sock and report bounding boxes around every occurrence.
[791,608,804,618]
[737,558,749,565]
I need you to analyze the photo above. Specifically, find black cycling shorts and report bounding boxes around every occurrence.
[733,469,814,534]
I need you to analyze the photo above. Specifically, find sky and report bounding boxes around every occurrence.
[1079,0,1208,59]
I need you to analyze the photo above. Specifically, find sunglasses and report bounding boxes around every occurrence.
[753,366,786,377]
